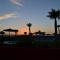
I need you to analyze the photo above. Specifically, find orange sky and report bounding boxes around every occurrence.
[17,26,54,35]
[18,27,29,35]
[0,25,54,35]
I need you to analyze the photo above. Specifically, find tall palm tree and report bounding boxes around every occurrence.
[26,23,32,35]
[47,9,60,36]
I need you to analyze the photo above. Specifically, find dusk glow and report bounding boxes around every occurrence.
[0,0,60,34]
[18,27,29,35]
[0,0,60,48]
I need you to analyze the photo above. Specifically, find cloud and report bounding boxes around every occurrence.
[0,13,16,20]
[10,0,24,7]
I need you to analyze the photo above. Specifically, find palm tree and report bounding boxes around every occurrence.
[26,23,32,35]
[47,9,60,36]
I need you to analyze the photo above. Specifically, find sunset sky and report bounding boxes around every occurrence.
[0,0,60,34]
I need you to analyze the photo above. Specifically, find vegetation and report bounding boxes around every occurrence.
[26,23,32,35]
[0,9,60,48]
[47,9,60,36]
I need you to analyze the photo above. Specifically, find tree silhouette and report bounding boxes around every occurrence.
[47,9,60,36]
[26,23,32,35]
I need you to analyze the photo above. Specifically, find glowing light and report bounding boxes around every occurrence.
[18,27,29,35]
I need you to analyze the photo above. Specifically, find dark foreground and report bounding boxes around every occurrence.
[0,35,60,48]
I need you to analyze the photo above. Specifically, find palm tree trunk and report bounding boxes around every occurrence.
[55,18,57,36]
[29,27,31,35]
